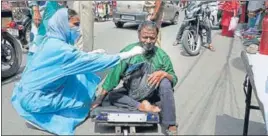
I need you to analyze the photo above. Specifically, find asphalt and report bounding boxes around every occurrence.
[1,12,266,135]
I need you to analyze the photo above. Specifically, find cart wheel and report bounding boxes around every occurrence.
[115,126,121,134]
[130,127,136,135]
[123,128,128,136]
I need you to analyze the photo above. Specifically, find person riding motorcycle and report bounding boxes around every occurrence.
[173,1,215,51]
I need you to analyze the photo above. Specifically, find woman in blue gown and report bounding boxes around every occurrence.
[11,8,144,135]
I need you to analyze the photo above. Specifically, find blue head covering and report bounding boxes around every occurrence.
[11,8,121,135]
[46,8,70,43]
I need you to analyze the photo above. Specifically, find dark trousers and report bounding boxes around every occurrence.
[108,78,177,127]
[176,21,212,44]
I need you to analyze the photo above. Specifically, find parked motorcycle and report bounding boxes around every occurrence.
[182,2,211,56]
[9,1,32,49]
[2,9,23,79]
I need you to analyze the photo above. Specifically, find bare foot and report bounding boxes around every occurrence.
[138,100,161,113]
[138,100,151,112]
[151,105,161,113]
[169,126,177,131]
[166,125,178,135]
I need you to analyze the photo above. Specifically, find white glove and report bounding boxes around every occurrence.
[91,49,106,54]
[118,46,145,60]
[129,46,145,56]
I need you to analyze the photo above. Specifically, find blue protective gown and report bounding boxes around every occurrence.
[11,8,120,135]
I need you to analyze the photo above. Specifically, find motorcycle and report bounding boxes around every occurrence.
[182,2,212,56]
[2,9,23,79]
[9,1,32,49]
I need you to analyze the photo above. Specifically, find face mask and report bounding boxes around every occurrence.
[69,26,80,45]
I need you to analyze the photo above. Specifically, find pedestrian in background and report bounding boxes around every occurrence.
[245,1,266,33]
[173,1,215,51]
[72,1,94,52]
[220,0,240,37]
[148,0,165,47]
[27,1,67,62]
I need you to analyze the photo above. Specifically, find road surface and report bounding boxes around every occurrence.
[2,13,266,135]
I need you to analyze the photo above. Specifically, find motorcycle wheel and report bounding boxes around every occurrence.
[182,29,202,56]
[2,32,22,79]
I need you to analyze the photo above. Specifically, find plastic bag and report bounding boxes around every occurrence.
[229,17,239,31]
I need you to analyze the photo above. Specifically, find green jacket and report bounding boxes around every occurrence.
[102,42,178,92]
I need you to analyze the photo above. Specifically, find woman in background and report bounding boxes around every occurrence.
[220,0,240,37]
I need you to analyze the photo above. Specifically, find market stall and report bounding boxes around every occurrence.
[240,7,268,135]
[241,51,268,135]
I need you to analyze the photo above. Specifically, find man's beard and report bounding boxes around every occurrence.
[140,42,156,56]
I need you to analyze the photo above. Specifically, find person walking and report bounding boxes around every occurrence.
[72,1,94,52]
[147,0,165,47]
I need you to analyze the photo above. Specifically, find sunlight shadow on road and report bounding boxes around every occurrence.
[94,123,115,134]
[231,57,246,73]
[115,22,172,31]
[215,114,266,135]
[94,124,159,135]
[180,51,191,57]
[115,23,139,30]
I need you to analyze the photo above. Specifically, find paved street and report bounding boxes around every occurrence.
[2,13,266,135]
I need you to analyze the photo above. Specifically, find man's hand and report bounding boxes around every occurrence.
[147,70,168,88]
[149,0,162,21]
[33,8,41,27]
[91,94,106,110]
[91,90,108,110]
[149,14,157,21]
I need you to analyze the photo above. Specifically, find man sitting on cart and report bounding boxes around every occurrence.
[91,21,178,135]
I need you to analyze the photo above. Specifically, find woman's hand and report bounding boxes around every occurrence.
[129,46,145,56]
[91,49,106,54]
[119,46,145,60]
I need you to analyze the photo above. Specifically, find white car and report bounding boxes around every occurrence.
[113,1,180,28]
